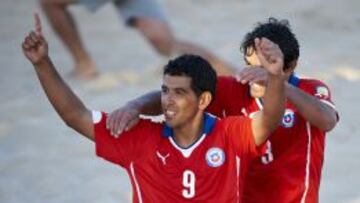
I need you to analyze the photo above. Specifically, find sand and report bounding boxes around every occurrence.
[0,0,359,202]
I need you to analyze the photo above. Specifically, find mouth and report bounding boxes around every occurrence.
[250,83,266,98]
[164,109,176,120]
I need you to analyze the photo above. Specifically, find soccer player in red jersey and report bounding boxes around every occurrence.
[22,14,287,202]
[107,18,338,203]
[224,18,338,203]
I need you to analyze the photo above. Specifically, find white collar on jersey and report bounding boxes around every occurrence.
[162,113,217,158]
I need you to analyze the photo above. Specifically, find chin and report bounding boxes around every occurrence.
[165,119,176,128]
[250,89,265,98]
[250,85,265,98]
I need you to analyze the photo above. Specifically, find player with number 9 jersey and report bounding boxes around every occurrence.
[93,111,263,203]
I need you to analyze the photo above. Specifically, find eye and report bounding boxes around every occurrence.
[161,86,168,94]
[175,88,186,95]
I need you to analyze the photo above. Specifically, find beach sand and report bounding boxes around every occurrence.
[0,0,359,202]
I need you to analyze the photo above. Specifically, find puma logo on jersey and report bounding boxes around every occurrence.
[156,151,170,165]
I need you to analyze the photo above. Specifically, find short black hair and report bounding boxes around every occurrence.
[241,17,300,70]
[163,54,217,98]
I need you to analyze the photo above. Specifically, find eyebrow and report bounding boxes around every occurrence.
[161,85,187,91]
[175,87,187,93]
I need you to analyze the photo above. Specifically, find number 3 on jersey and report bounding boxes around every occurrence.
[182,170,195,198]
[261,141,274,164]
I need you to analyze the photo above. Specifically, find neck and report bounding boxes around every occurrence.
[173,112,204,148]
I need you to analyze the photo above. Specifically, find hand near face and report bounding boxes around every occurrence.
[235,66,268,86]
[254,37,284,76]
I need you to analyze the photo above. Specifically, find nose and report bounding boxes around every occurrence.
[162,92,175,107]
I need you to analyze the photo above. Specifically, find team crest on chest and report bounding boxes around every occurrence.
[282,109,295,128]
[206,147,225,167]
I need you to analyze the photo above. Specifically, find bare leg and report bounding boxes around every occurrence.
[133,17,236,76]
[40,0,98,79]
[173,40,236,76]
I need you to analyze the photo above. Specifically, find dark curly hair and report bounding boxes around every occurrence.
[163,54,217,98]
[241,17,300,70]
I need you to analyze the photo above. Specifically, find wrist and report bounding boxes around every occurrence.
[268,72,287,81]
[33,55,50,67]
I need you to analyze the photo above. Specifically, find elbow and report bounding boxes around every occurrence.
[63,115,77,129]
[313,112,337,132]
[318,110,338,132]
[321,118,337,132]
[62,111,86,130]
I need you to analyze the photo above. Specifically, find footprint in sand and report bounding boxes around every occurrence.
[85,72,121,91]
[333,66,360,82]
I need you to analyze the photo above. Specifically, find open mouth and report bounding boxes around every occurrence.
[164,109,176,120]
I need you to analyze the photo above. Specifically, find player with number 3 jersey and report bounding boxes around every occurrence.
[207,18,338,203]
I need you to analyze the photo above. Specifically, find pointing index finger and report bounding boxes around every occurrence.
[34,12,42,36]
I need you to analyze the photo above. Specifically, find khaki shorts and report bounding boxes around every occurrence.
[77,0,167,25]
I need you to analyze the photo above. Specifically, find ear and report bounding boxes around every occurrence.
[284,60,297,77]
[198,91,212,110]
[286,60,297,72]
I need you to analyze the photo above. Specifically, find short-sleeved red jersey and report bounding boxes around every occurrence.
[207,75,337,203]
[94,112,260,203]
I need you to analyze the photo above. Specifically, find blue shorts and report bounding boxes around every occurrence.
[77,0,167,25]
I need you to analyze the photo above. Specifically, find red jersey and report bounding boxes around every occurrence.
[207,75,337,203]
[93,112,261,203]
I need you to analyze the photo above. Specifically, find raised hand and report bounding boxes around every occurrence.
[254,38,284,76]
[22,13,48,64]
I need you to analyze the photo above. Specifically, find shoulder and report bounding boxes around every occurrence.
[132,117,164,134]
[298,77,330,89]
[93,111,163,135]
[217,116,252,130]
[298,77,332,98]
[217,76,248,91]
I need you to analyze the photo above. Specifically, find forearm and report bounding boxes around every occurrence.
[126,91,162,115]
[285,83,337,131]
[33,57,92,135]
[252,74,286,145]
[262,75,286,131]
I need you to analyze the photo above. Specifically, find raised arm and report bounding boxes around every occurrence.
[251,38,286,145]
[22,13,94,140]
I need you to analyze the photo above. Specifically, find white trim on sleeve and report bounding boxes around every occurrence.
[92,111,102,124]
